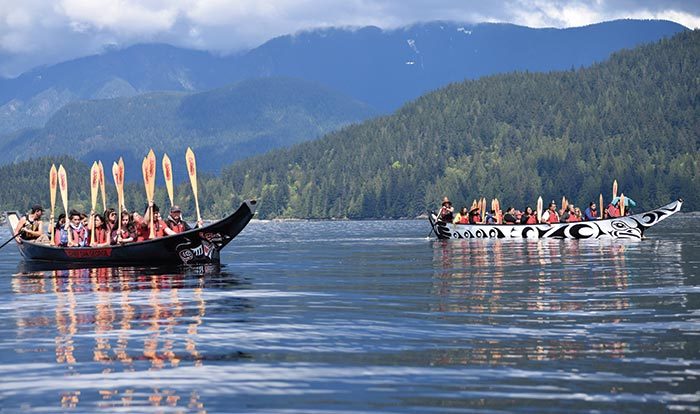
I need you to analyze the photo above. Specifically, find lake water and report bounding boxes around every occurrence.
[0,216,698,413]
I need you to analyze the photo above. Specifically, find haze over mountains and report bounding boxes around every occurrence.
[0,19,686,137]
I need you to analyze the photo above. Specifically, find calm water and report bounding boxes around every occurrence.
[0,216,698,413]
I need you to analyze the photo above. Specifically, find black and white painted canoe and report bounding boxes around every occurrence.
[5,200,257,265]
[429,199,683,240]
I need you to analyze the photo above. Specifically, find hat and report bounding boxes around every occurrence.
[31,204,44,213]
[171,205,181,212]
[441,197,451,206]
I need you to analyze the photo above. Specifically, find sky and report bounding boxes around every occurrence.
[1,0,699,78]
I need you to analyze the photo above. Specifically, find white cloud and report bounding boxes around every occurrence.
[0,0,698,78]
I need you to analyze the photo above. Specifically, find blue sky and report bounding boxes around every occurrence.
[1,0,698,78]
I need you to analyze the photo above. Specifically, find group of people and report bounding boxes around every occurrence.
[438,197,631,225]
[14,203,200,247]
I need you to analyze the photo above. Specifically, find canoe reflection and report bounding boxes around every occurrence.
[11,265,249,412]
[430,239,633,364]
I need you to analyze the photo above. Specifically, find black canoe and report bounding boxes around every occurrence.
[5,200,257,265]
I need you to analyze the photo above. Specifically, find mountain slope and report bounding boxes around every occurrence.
[0,20,686,134]
[211,30,699,218]
[0,77,376,180]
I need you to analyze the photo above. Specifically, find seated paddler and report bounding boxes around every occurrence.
[14,205,49,244]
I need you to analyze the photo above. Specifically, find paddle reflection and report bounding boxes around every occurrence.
[11,265,248,412]
[430,239,634,364]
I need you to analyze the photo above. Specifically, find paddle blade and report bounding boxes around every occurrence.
[118,157,125,210]
[49,164,57,213]
[90,162,99,211]
[620,193,626,216]
[599,193,604,219]
[58,165,68,215]
[146,150,156,199]
[162,153,174,207]
[141,157,150,200]
[186,147,202,222]
[536,196,543,223]
[98,161,106,212]
[612,180,618,200]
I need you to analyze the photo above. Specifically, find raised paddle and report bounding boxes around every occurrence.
[613,179,618,201]
[90,162,99,245]
[186,147,202,224]
[113,161,124,237]
[162,153,174,207]
[620,193,626,216]
[537,196,543,223]
[142,154,156,239]
[599,193,604,219]
[49,164,57,244]
[98,160,106,213]
[57,165,71,244]
[118,157,126,211]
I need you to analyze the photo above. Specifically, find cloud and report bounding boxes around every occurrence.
[0,0,698,78]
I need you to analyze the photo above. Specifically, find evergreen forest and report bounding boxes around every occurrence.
[1,31,698,220]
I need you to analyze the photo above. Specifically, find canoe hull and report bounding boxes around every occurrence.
[429,199,682,240]
[6,200,257,265]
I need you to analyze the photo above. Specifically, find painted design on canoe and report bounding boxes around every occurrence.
[5,200,257,265]
[428,199,682,240]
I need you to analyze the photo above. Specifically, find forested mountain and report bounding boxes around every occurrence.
[3,31,698,219]
[0,77,375,180]
[214,30,698,218]
[0,20,686,135]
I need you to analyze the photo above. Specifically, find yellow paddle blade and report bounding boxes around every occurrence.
[49,164,57,213]
[118,157,125,210]
[58,164,68,215]
[612,179,618,200]
[146,149,156,200]
[599,193,604,219]
[536,196,543,223]
[162,153,174,207]
[90,161,99,211]
[141,157,150,200]
[620,193,626,216]
[98,161,106,212]
[186,147,202,222]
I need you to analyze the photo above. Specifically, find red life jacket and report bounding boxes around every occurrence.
[168,220,187,233]
[607,204,620,218]
[567,215,581,223]
[70,225,88,246]
[546,210,559,224]
[92,227,108,244]
[525,215,537,224]
[149,219,168,239]
[458,215,469,224]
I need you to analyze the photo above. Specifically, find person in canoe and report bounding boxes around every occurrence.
[468,205,481,224]
[14,205,49,244]
[165,205,192,233]
[520,207,537,224]
[67,210,88,247]
[53,213,68,247]
[541,201,560,224]
[584,202,598,221]
[437,197,455,223]
[453,206,470,224]
[606,200,621,218]
[89,213,110,247]
[116,211,136,244]
[144,203,176,239]
[503,207,518,224]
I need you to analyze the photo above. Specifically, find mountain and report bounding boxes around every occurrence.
[0,77,375,181]
[0,20,687,135]
[206,30,698,219]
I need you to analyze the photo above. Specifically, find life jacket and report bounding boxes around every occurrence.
[525,215,537,224]
[149,219,167,239]
[54,228,69,246]
[458,215,469,224]
[607,204,620,218]
[91,227,109,245]
[69,224,88,247]
[166,217,189,233]
[567,215,581,223]
[20,215,40,239]
[545,210,559,224]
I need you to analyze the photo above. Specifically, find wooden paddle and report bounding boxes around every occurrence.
[90,162,99,245]
[186,147,202,224]
[613,179,618,201]
[49,164,57,244]
[620,193,626,216]
[599,193,604,219]
[57,165,71,244]
[113,162,123,237]
[98,160,106,213]
[536,196,543,223]
[162,153,174,207]
[118,157,126,211]
[142,152,156,239]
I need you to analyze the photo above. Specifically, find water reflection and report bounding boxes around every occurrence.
[11,264,246,412]
[428,239,685,366]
